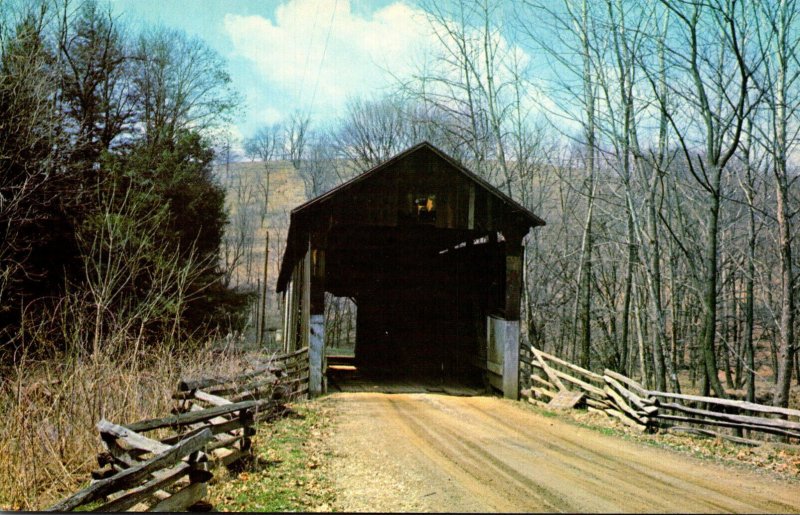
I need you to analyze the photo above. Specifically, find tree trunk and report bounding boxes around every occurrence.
[773,169,794,407]
[743,156,756,403]
[701,168,726,398]
[259,231,269,346]
[620,214,634,373]
[772,20,795,407]
[578,0,595,371]
[648,174,667,392]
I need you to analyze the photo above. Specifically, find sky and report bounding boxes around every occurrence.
[108,0,442,142]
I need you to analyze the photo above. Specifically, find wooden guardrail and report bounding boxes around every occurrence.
[47,347,311,512]
[525,346,800,447]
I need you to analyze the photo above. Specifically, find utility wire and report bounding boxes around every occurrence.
[308,0,338,118]
[298,2,321,110]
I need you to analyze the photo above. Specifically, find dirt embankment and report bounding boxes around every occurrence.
[321,392,800,513]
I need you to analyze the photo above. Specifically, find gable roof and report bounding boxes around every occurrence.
[276,141,545,292]
[290,141,545,227]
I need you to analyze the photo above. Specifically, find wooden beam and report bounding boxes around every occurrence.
[537,349,603,382]
[147,482,206,512]
[468,183,475,230]
[655,414,800,439]
[91,463,191,512]
[504,247,523,320]
[604,385,649,426]
[502,224,527,320]
[125,399,270,433]
[531,386,557,399]
[604,369,650,398]
[309,314,324,397]
[310,234,325,314]
[302,241,311,349]
[158,417,248,446]
[603,375,657,414]
[534,363,605,397]
[96,420,170,455]
[47,429,212,512]
[649,390,800,419]
[530,374,555,390]
[531,346,567,392]
[658,402,800,432]
[178,365,277,392]
[193,390,233,407]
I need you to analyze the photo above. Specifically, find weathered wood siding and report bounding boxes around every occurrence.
[277,143,544,398]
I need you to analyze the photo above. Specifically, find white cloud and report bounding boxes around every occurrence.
[224,0,433,121]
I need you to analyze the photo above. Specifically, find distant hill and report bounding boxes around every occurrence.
[214,160,306,330]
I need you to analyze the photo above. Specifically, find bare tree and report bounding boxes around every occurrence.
[245,123,281,226]
[639,0,754,397]
[131,27,240,148]
[334,96,410,172]
[58,0,133,163]
[752,0,800,407]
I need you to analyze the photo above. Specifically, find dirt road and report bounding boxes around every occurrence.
[321,392,800,513]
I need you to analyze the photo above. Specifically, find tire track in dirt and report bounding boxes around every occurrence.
[323,392,800,513]
[461,396,798,512]
[446,396,749,512]
[386,395,569,512]
[402,395,688,512]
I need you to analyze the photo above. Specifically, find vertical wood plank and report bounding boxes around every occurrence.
[503,320,521,400]
[505,251,522,320]
[282,285,291,352]
[468,183,475,230]
[309,314,324,397]
[301,241,311,349]
[504,231,525,320]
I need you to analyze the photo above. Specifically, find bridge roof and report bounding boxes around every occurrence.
[276,141,545,293]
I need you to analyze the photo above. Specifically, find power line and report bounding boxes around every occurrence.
[308,0,338,118]
[298,2,321,110]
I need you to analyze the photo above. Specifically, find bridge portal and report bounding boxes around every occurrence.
[276,142,544,398]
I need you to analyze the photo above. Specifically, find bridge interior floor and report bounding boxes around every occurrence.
[326,365,489,397]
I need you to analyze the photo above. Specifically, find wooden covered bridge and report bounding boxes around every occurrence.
[276,142,544,399]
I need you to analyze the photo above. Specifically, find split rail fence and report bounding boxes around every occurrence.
[525,346,800,447]
[47,347,310,512]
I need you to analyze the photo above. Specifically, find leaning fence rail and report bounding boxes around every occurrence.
[46,347,311,512]
[525,346,800,447]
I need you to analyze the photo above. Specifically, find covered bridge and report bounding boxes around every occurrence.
[276,142,545,399]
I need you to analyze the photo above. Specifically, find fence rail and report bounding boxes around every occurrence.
[526,346,800,446]
[47,347,311,512]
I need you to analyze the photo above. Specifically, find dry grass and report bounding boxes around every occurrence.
[0,339,267,511]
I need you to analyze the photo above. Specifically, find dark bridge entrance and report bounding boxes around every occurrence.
[276,142,544,397]
[333,225,501,381]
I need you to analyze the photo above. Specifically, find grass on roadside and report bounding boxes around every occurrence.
[0,340,262,511]
[207,402,335,512]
